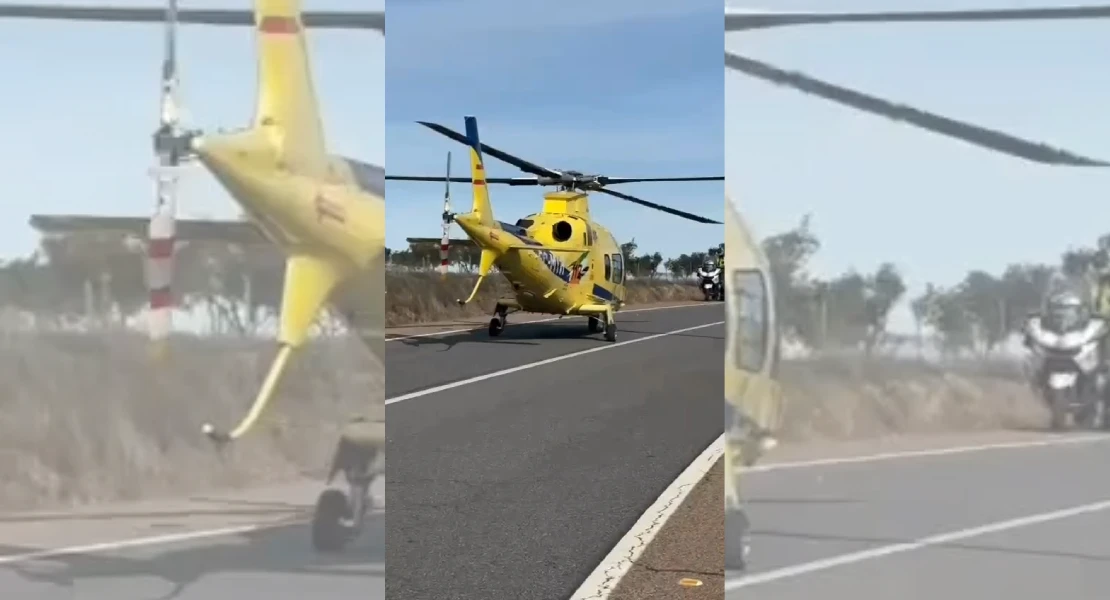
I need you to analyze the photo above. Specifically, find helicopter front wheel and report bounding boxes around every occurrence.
[604,314,617,342]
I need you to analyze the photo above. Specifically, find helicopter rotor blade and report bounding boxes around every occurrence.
[415,121,564,179]
[725,52,1110,166]
[725,5,1110,31]
[593,187,721,224]
[0,4,384,31]
[597,176,723,185]
[385,175,532,184]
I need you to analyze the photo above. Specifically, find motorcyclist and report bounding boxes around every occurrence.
[696,258,722,299]
[1021,283,1101,401]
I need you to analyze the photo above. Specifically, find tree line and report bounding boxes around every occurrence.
[386,239,721,279]
[763,216,1104,358]
[0,233,720,333]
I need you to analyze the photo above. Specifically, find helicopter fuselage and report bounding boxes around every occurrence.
[456,191,627,315]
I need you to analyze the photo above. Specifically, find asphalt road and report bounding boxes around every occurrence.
[725,431,1110,599]
[385,303,725,600]
[0,479,384,600]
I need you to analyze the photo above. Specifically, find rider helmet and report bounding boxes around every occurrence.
[1044,288,1088,333]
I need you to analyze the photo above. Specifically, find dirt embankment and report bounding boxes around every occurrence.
[0,332,381,512]
[775,355,1047,442]
[385,272,702,327]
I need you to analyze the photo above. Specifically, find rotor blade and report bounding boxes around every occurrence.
[725,5,1110,31]
[725,52,1110,166]
[385,175,533,184]
[593,188,721,224]
[0,4,384,31]
[415,121,563,179]
[597,176,724,185]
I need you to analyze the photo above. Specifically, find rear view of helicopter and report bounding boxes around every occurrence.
[387,116,722,342]
[1,0,384,552]
[725,3,1110,574]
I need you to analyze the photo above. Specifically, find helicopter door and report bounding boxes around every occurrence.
[729,268,783,435]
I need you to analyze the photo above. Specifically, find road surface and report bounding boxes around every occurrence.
[385,302,724,600]
[726,430,1110,599]
[0,478,384,599]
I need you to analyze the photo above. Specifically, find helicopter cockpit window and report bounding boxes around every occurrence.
[731,269,768,373]
[612,253,624,284]
[604,255,611,281]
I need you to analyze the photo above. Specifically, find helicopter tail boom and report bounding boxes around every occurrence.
[464,116,495,226]
[252,0,329,176]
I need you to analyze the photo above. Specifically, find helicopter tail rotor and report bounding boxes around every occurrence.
[440,151,453,279]
[146,0,201,358]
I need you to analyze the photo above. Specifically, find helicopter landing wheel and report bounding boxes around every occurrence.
[588,316,601,333]
[489,317,504,337]
[604,321,617,342]
[489,305,507,337]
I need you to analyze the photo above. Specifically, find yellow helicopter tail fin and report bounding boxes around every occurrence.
[464,116,495,226]
[252,0,328,176]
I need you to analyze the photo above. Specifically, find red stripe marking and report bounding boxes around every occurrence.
[150,288,173,309]
[474,179,486,186]
[148,238,175,259]
[259,16,300,34]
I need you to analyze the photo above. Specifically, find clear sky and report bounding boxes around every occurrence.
[0,0,383,258]
[385,0,724,261]
[727,0,1110,332]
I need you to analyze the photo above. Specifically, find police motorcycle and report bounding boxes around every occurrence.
[696,259,723,301]
[1022,287,1110,431]
[312,417,384,552]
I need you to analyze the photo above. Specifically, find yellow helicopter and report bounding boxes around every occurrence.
[723,192,783,571]
[387,116,722,342]
[10,0,384,552]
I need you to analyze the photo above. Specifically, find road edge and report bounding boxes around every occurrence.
[569,432,725,600]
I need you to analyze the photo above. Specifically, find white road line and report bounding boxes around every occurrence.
[0,523,273,565]
[385,320,724,404]
[725,498,1110,590]
[746,434,1110,474]
[385,302,714,342]
[570,433,724,600]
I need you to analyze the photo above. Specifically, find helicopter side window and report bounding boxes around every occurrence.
[731,269,768,373]
[612,253,624,284]
[604,255,611,281]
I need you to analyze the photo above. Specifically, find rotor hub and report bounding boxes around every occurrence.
[152,125,199,162]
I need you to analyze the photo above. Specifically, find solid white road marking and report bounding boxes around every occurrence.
[746,434,1110,474]
[725,498,1110,589]
[385,302,715,342]
[385,320,725,404]
[0,523,273,565]
[570,434,724,600]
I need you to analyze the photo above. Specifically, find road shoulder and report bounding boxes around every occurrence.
[610,457,724,600]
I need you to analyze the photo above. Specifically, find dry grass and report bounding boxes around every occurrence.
[776,355,1046,442]
[385,271,702,326]
[0,331,381,511]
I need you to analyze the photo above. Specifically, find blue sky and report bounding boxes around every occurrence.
[385,0,723,261]
[727,0,1110,331]
[0,0,382,258]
